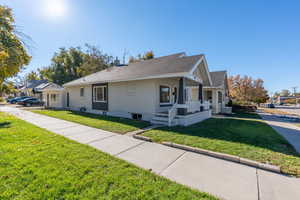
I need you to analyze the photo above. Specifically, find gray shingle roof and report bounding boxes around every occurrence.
[209,71,227,87]
[43,83,64,91]
[21,80,49,89]
[64,53,204,87]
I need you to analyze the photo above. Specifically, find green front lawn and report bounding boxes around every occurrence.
[31,109,150,134]
[0,112,216,200]
[143,112,300,177]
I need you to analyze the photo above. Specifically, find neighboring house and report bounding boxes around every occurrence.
[42,83,65,108]
[19,80,49,100]
[203,71,231,114]
[50,53,230,126]
[276,96,300,104]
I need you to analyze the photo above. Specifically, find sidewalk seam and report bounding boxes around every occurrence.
[256,169,261,200]
[87,135,117,144]
[115,141,146,156]
[159,151,186,175]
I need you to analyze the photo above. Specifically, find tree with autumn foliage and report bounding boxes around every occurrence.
[128,51,154,63]
[0,5,31,96]
[228,75,269,105]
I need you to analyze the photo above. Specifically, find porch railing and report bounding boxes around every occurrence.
[203,101,210,110]
[185,100,211,113]
[168,103,177,126]
[186,101,201,113]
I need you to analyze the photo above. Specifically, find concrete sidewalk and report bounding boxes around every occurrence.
[1,105,299,200]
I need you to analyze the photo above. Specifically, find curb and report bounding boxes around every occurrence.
[162,142,281,174]
[133,135,153,142]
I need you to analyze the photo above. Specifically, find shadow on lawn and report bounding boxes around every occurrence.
[67,110,150,128]
[0,122,11,128]
[154,117,300,157]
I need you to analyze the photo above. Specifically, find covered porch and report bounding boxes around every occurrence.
[203,87,231,114]
[152,77,211,126]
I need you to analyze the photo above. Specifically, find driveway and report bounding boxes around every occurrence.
[1,105,300,200]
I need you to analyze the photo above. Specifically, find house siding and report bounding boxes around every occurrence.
[64,78,181,121]
[108,79,156,121]
[65,85,93,111]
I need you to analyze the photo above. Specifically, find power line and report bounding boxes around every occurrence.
[291,86,298,96]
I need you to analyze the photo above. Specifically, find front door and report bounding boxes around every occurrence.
[66,92,69,107]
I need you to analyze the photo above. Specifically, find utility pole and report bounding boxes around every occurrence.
[291,86,298,106]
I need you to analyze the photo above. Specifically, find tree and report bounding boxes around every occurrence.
[0,6,31,87]
[143,51,154,60]
[37,44,115,85]
[26,71,40,81]
[228,75,268,105]
[0,80,17,97]
[78,44,114,77]
[273,91,280,98]
[129,51,154,63]
[280,89,291,97]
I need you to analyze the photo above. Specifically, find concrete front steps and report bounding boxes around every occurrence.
[151,112,177,126]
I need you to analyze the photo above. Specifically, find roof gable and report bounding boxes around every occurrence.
[190,56,212,86]
[209,71,227,87]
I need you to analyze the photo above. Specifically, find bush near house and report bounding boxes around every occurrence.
[232,104,257,113]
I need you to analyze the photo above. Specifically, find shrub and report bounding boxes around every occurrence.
[232,104,257,113]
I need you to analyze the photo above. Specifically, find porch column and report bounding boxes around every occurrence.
[178,77,187,115]
[198,83,204,111]
[198,83,203,103]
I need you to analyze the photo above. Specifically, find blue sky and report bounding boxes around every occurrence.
[1,0,300,93]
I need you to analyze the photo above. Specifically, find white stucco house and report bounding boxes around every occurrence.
[43,53,231,126]
[42,83,65,108]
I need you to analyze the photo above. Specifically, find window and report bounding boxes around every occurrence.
[50,94,57,102]
[218,91,222,103]
[160,85,171,104]
[93,86,107,102]
[80,87,84,97]
[127,84,136,96]
[131,113,142,120]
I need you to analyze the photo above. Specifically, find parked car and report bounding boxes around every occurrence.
[8,96,31,104]
[269,103,275,108]
[17,98,44,107]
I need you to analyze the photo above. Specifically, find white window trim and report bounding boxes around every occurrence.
[80,87,84,97]
[93,85,107,103]
[159,85,172,105]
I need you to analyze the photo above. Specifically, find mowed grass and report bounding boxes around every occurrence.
[0,112,216,200]
[31,109,150,134]
[143,112,300,177]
